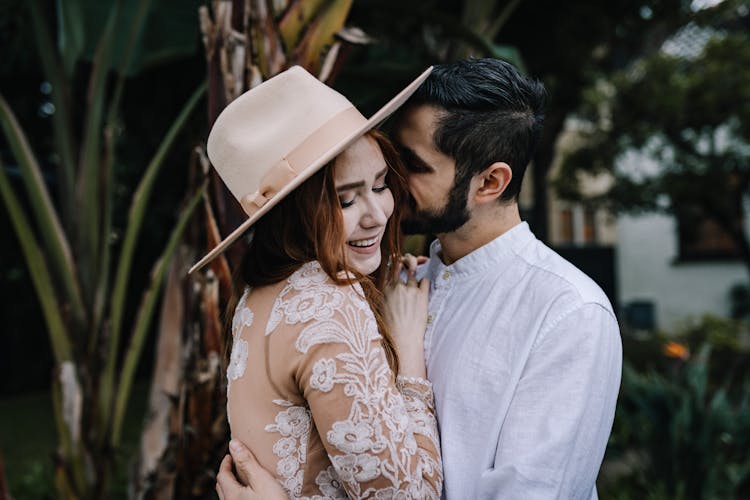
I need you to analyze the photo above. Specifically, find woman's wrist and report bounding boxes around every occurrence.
[396,345,427,378]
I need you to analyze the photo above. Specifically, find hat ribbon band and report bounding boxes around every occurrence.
[238,106,368,216]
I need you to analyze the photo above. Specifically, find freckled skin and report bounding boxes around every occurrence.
[334,136,395,275]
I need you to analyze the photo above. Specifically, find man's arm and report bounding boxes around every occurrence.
[478,303,622,500]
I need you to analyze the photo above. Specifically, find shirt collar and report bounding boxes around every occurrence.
[426,221,535,279]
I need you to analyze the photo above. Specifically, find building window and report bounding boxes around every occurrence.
[583,208,597,244]
[677,210,742,261]
[560,208,574,244]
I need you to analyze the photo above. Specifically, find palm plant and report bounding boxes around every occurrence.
[0,0,205,497]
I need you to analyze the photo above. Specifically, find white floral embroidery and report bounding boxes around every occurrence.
[272,399,294,407]
[264,400,311,498]
[227,288,253,426]
[328,421,377,454]
[332,454,381,483]
[272,437,296,458]
[309,358,336,392]
[287,289,343,324]
[231,287,253,337]
[315,467,347,498]
[227,338,248,381]
[263,262,442,499]
[278,455,299,477]
[284,469,304,499]
[266,261,337,335]
[271,406,311,438]
[267,285,345,334]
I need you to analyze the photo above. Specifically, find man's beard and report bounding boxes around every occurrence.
[401,172,472,235]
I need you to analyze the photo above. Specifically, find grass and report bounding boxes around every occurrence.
[0,389,57,498]
[0,380,150,499]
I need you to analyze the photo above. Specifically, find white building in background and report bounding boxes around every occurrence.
[544,124,747,333]
[612,144,748,331]
[617,212,746,331]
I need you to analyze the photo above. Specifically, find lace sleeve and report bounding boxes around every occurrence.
[293,283,443,499]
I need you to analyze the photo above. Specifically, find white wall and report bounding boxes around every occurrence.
[617,213,746,331]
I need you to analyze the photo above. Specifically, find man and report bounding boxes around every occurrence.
[217,58,622,499]
[391,58,621,499]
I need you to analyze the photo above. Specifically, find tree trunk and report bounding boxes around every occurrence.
[530,107,567,242]
[132,246,188,499]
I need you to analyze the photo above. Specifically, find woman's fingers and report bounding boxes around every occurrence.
[229,440,258,487]
[216,454,242,499]
[402,253,418,286]
[406,272,418,287]
[227,440,288,499]
[402,253,418,274]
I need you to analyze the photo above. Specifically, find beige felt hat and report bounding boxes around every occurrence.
[188,65,432,274]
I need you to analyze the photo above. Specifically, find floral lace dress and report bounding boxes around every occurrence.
[226,261,442,499]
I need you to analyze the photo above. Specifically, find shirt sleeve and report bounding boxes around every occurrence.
[477,303,622,500]
[293,285,443,499]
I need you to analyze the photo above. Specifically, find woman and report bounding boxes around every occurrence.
[190,66,441,499]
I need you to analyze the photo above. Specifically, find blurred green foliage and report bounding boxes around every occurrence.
[557,0,750,278]
[601,316,750,498]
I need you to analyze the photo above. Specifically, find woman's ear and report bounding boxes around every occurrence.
[474,162,512,204]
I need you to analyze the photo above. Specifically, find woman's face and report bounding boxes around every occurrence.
[334,135,395,275]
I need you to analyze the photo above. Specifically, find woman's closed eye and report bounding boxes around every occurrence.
[339,184,390,208]
[339,195,355,208]
[372,171,389,193]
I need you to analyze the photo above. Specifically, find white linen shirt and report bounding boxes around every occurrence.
[416,222,622,500]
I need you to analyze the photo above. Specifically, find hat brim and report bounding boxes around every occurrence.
[189,66,432,275]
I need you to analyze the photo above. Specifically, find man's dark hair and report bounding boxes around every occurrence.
[407,58,546,202]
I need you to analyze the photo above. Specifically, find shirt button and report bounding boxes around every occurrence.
[442,271,451,280]
[427,314,434,324]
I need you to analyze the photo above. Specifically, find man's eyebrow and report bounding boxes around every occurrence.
[396,144,434,172]
[335,167,389,192]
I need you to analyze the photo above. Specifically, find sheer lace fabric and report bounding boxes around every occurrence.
[227,261,442,499]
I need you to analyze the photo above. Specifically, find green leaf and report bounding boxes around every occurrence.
[295,0,353,74]
[77,0,203,76]
[28,0,77,224]
[111,184,205,447]
[489,43,526,73]
[0,158,72,363]
[279,0,328,54]
[107,0,153,111]
[100,81,206,435]
[56,0,85,77]
[90,0,153,348]
[0,94,86,328]
[76,1,122,302]
[485,0,523,40]
[358,0,525,65]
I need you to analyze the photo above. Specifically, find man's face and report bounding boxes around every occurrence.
[395,105,471,235]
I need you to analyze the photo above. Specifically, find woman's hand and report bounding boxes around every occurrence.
[215,440,287,500]
[384,254,430,378]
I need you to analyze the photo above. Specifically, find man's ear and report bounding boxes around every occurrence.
[474,162,512,204]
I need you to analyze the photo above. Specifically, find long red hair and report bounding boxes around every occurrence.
[231,130,407,373]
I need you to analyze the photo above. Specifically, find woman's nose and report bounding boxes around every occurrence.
[360,195,388,227]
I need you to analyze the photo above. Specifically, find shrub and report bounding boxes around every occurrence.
[603,342,750,499]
